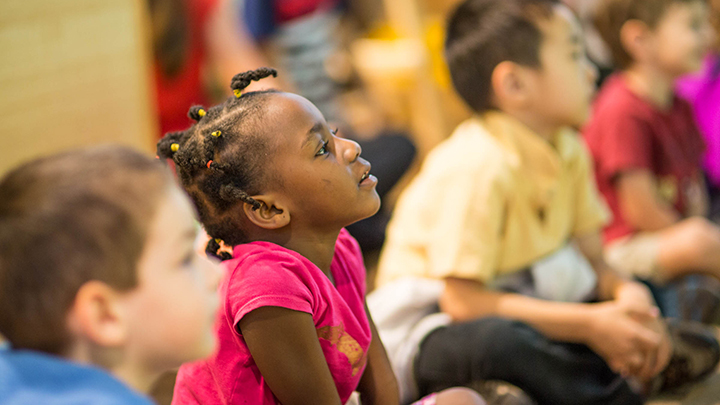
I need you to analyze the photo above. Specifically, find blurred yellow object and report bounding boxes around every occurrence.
[171,143,179,152]
[424,18,452,90]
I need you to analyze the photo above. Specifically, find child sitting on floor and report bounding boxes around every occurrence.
[159,68,484,405]
[585,0,720,321]
[0,146,221,404]
[369,1,720,404]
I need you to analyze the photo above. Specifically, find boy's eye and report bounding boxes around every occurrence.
[316,140,330,157]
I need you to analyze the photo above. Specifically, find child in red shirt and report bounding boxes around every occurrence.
[584,0,720,307]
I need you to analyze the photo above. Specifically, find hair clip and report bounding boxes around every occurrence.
[206,160,213,169]
[170,143,179,152]
[233,89,242,98]
[198,108,206,117]
[211,130,222,137]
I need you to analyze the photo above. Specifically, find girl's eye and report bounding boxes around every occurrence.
[316,140,330,157]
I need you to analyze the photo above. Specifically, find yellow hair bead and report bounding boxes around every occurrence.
[170,143,179,152]
[215,239,222,244]
[198,108,206,117]
[211,130,222,137]
[233,89,242,98]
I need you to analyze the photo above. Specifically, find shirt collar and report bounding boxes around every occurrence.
[475,111,576,206]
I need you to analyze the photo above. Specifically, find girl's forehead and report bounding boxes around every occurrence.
[261,93,327,146]
[264,92,325,129]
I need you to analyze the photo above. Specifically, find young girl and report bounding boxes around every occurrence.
[158,68,484,405]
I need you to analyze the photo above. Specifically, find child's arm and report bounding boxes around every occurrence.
[685,173,710,218]
[356,304,400,405]
[440,276,664,379]
[616,170,682,231]
[239,306,343,405]
[574,230,672,381]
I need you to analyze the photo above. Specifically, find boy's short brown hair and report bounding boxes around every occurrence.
[445,0,559,113]
[0,146,172,355]
[594,0,701,68]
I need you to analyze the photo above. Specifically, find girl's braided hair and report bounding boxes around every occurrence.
[157,67,279,260]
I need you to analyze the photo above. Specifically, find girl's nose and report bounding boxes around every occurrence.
[340,137,362,163]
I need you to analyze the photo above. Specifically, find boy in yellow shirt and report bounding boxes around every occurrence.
[369,0,719,404]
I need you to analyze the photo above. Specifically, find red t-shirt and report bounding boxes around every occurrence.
[153,0,217,139]
[583,74,705,243]
[275,0,339,23]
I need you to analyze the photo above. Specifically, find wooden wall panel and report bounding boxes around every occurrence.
[0,0,157,175]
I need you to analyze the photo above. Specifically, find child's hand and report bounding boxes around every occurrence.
[586,301,662,378]
[611,281,672,380]
[633,315,672,382]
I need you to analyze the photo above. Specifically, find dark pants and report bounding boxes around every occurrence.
[414,317,642,405]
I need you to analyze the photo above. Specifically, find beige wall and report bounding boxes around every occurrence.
[0,0,157,176]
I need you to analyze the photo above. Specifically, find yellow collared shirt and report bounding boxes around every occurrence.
[376,111,610,286]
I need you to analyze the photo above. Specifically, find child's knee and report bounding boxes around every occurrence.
[435,387,487,405]
[681,217,720,257]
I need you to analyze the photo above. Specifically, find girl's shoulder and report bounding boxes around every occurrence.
[228,241,314,277]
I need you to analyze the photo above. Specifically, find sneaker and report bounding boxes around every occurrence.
[648,319,720,395]
[465,380,537,405]
[675,275,720,324]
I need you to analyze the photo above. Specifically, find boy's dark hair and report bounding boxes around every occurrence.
[445,0,558,113]
[594,0,701,69]
[156,67,279,261]
[0,146,172,355]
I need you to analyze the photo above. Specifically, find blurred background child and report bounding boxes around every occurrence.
[676,0,720,222]
[0,146,220,404]
[586,0,720,323]
[371,1,719,404]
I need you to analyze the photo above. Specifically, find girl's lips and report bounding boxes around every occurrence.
[359,173,377,187]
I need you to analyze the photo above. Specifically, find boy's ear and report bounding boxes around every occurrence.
[242,195,290,230]
[491,61,531,108]
[66,281,128,348]
[620,19,650,63]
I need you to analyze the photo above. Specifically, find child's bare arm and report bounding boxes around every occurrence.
[574,231,671,380]
[685,173,710,218]
[617,170,681,231]
[239,306,342,405]
[440,277,662,378]
[356,304,400,405]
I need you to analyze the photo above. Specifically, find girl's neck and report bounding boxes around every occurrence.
[624,64,675,110]
[260,228,341,276]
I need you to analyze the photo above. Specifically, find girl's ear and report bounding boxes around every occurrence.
[66,281,128,348]
[242,195,291,230]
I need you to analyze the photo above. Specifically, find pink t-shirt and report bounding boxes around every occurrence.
[172,229,371,404]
